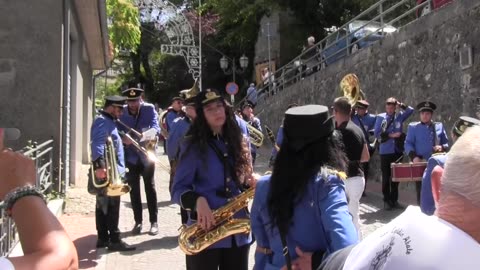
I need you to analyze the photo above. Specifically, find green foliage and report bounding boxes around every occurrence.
[106,0,141,52]
[94,77,123,109]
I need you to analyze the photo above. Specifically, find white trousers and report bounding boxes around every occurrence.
[345,176,365,240]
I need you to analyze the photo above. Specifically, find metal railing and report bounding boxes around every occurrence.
[0,139,55,257]
[237,0,435,107]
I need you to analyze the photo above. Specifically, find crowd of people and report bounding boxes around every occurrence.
[2,73,480,270]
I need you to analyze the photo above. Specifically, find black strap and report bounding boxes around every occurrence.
[354,115,370,143]
[385,113,396,131]
[430,122,438,147]
[280,232,293,270]
[208,139,244,197]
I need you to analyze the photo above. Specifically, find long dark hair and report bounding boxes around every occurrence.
[267,130,348,235]
[185,98,252,183]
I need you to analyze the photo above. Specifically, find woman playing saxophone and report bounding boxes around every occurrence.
[171,89,255,270]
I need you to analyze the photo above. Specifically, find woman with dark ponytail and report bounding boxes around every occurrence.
[251,105,358,270]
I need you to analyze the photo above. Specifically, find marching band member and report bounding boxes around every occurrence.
[420,116,480,215]
[405,101,448,205]
[118,88,160,235]
[167,96,197,224]
[171,89,255,270]
[251,105,358,270]
[91,96,135,251]
[351,100,377,195]
[166,97,185,134]
[241,102,262,165]
[374,97,414,210]
[320,127,480,270]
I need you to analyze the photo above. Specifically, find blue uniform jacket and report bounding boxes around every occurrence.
[166,110,181,132]
[118,102,160,165]
[374,106,414,155]
[251,173,358,270]
[171,137,252,249]
[405,122,449,160]
[421,154,447,216]
[90,111,126,176]
[166,116,191,161]
[352,113,376,145]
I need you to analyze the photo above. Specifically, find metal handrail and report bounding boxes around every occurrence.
[0,139,56,257]
[237,0,433,107]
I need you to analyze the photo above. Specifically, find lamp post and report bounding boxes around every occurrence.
[219,54,249,104]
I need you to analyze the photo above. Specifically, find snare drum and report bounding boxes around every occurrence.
[391,162,428,182]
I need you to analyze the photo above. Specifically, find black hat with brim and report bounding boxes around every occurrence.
[105,95,127,108]
[196,88,223,107]
[356,100,370,109]
[122,88,144,100]
[416,101,437,112]
[453,116,480,137]
[283,105,335,152]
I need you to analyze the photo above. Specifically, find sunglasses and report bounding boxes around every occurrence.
[386,102,397,105]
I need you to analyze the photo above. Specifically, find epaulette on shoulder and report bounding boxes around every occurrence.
[324,168,347,181]
[410,121,420,126]
[431,152,446,157]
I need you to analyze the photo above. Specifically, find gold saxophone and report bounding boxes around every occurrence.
[178,187,255,255]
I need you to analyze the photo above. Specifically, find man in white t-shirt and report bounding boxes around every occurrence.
[318,126,480,270]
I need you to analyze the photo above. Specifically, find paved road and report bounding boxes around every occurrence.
[61,147,404,270]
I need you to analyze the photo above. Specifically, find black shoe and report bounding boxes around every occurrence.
[149,222,159,235]
[96,239,109,248]
[384,201,394,211]
[108,240,136,252]
[393,202,405,210]
[131,223,142,235]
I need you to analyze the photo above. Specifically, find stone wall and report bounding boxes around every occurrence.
[256,0,480,183]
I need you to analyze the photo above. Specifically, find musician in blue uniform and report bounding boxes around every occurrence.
[405,101,449,205]
[171,89,255,270]
[166,97,185,133]
[241,102,262,165]
[421,116,480,215]
[90,96,135,251]
[374,97,414,210]
[251,105,358,270]
[167,96,197,225]
[351,100,377,195]
[118,88,160,236]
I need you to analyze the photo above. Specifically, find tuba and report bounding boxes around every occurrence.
[91,137,131,196]
[178,187,255,255]
[339,73,365,105]
[247,124,264,147]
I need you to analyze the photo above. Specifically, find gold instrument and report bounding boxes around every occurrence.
[116,119,158,152]
[179,78,200,99]
[178,187,255,255]
[247,123,264,147]
[339,73,365,105]
[91,137,131,196]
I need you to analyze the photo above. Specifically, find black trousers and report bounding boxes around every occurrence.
[362,148,375,192]
[380,153,402,205]
[251,151,257,165]
[169,160,189,224]
[126,161,158,224]
[415,181,422,205]
[186,243,250,270]
[96,195,121,242]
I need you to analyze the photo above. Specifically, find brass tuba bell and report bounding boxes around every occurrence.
[339,73,365,105]
[179,78,200,100]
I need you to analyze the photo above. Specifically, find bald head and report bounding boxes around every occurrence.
[441,126,480,207]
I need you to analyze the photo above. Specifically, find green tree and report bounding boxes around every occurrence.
[106,0,141,53]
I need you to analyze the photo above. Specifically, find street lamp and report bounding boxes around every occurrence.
[219,54,249,104]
